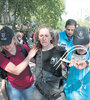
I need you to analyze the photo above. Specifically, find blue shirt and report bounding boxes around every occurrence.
[64,48,90,100]
[58,31,74,51]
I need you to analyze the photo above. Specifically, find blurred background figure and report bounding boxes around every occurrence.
[58,19,77,51]
[16,32,28,45]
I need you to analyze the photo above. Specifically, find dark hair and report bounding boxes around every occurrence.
[35,25,57,49]
[65,19,77,28]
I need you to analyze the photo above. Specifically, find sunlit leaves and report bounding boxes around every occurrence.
[0,0,65,30]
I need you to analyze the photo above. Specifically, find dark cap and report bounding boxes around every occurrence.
[0,26,14,46]
[73,26,89,45]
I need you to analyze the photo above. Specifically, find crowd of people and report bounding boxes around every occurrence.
[0,19,90,100]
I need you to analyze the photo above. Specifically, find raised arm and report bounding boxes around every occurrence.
[4,48,37,75]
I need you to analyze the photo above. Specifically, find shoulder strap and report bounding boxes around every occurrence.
[20,45,28,57]
[1,50,9,58]
[35,51,42,78]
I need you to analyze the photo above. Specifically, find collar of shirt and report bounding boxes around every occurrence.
[3,45,22,58]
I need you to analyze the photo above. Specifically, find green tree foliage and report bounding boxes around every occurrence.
[32,0,65,29]
[77,20,90,28]
[0,0,7,18]
[0,0,65,30]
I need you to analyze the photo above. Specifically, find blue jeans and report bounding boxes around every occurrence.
[7,81,34,100]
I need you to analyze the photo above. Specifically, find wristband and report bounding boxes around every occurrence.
[85,60,89,67]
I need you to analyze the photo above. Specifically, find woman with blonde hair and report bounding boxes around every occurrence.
[0,26,37,100]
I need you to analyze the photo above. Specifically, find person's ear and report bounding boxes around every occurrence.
[13,37,16,42]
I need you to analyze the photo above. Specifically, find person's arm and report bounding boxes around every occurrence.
[5,48,37,75]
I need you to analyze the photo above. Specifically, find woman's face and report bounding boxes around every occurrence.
[2,38,16,52]
[38,28,52,48]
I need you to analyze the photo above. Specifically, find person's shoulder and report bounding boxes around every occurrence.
[58,30,66,39]
[55,45,66,52]
[20,44,30,52]
[0,51,4,57]
[0,51,10,67]
[59,30,66,35]
[22,44,29,48]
